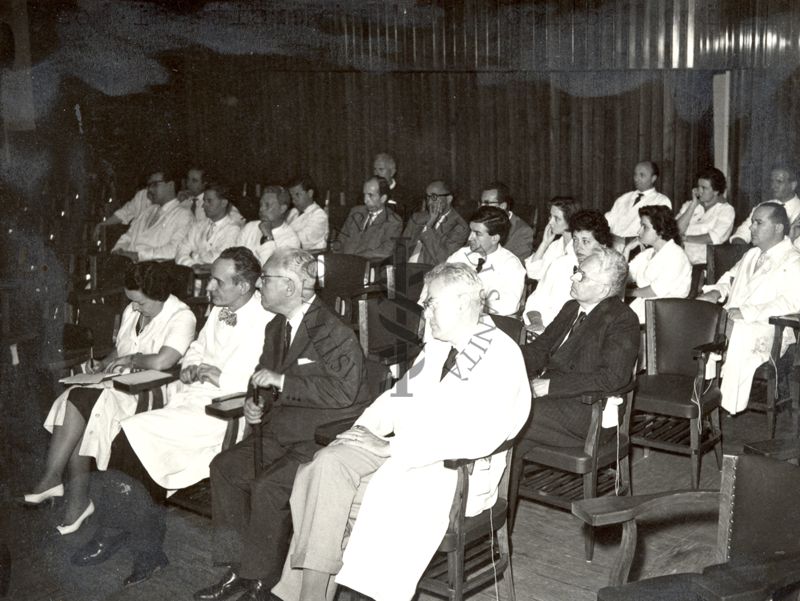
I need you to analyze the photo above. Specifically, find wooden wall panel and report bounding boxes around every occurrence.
[728,68,800,221]
[180,66,712,228]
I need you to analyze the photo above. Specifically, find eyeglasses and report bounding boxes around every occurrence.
[571,265,604,285]
[426,193,450,202]
[479,200,501,206]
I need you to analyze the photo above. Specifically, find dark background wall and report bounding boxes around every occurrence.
[2,0,800,244]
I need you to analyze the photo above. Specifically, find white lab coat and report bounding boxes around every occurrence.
[44,295,196,470]
[605,188,672,244]
[237,221,302,265]
[523,244,577,327]
[286,202,329,251]
[122,294,273,490]
[703,238,800,413]
[628,239,692,323]
[445,245,526,317]
[335,316,531,601]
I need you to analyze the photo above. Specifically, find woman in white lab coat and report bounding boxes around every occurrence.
[25,262,195,534]
[625,205,692,323]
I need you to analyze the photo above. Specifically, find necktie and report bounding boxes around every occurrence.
[440,346,458,381]
[475,257,486,273]
[283,321,292,362]
[754,252,767,274]
[631,192,644,206]
[559,311,586,348]
[146,207,161,229]
[190,196,198,217]
[206,221,216,242]
[362,212,377,232]
[218,307,237,326]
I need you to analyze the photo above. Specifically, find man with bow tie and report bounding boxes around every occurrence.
[72,247,271,584]
[333,176,402,259]
[698,202,800,413]
[194,248,368,601]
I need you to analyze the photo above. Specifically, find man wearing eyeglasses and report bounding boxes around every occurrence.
[480,182,533,261]
[401,180,469,265]
[517,246,639,448]
[195,248,368,601]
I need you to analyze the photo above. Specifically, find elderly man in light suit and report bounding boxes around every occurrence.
[698,202,800,414]
[270,262,531,601]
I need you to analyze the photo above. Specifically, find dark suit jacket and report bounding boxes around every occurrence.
[505,214,534,261]
[387,181,418,223]
[401,209,469,265]
[519,296,639,445]
[336,205,403,260]
[256,297,369,446]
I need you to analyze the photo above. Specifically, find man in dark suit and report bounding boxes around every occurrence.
[194,248,368,601]
[334,176,403,260]
[401,180,469,265]
[373,152,417,221]
[480,182,534,261]
[519,246,639,447]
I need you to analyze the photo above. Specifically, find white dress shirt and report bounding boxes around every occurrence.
[113,188,150,224]
[237,221,302,265]
[175,214,242,267]
[605,188,672,240]
[179,192,246,225]
[676,200,736,264]
[446,245,526,316]
[112,198,193,261]
[286,202,329,250]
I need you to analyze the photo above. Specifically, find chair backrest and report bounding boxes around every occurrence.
[358,294,424,371]
[489,314,525,345]
[706,243,749,285]
[380,262,434,302]
[645,298,725,377]
[720,453,800,563]
[316,253,370,293]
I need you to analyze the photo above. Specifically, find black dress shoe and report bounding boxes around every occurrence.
[70,530,130,567]
[123,550,169,586]
[194,569,251,601]
[233,579,273,601]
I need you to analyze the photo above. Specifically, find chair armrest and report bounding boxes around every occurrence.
[205,392,247,419]
[443,438,516,470]
[112,366,180,394]
[571,489,718,527]
[692,340,727,359]
[769,314,800,329]
[314,417,358,446]
[580,379,637,405]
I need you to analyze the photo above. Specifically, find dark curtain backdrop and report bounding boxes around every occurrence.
[729,67,800,219]
[179,65,713,226]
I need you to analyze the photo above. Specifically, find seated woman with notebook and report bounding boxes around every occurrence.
[25,262,195,535]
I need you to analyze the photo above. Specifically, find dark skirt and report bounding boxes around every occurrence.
[67,387,104,422]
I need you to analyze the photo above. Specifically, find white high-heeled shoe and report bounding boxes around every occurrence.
[56,500,95,536]
[23,484,64,506]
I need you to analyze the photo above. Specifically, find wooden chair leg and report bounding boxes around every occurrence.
[447,541,465,601]
[583,471,598,561]
[690,417,701,489]
[497,525,516,601]
[767,370,778,439]
[619,454,632,496]
[710,408,723,469]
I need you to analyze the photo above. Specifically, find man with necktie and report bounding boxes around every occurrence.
[518,246,639,447]
[441,205,526,316]
[698,202,800,414]
[194,248,368,601]
[334,176,402,260]
[269,262,531,601]
[605,161,672,251]
[175,183,243,269]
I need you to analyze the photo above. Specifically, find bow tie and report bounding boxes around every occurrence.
[218,307,237,326]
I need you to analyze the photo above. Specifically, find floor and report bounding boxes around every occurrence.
[1,364,796,601]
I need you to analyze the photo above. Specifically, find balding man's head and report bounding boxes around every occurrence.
[373,153,397,181]
[422,263,484,343]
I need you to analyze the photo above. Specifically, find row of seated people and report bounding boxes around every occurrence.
[89,154,800,416]
[26,243,644,600]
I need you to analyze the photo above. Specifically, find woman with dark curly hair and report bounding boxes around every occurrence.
[625,205,692,322]
[27,262,195,535]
